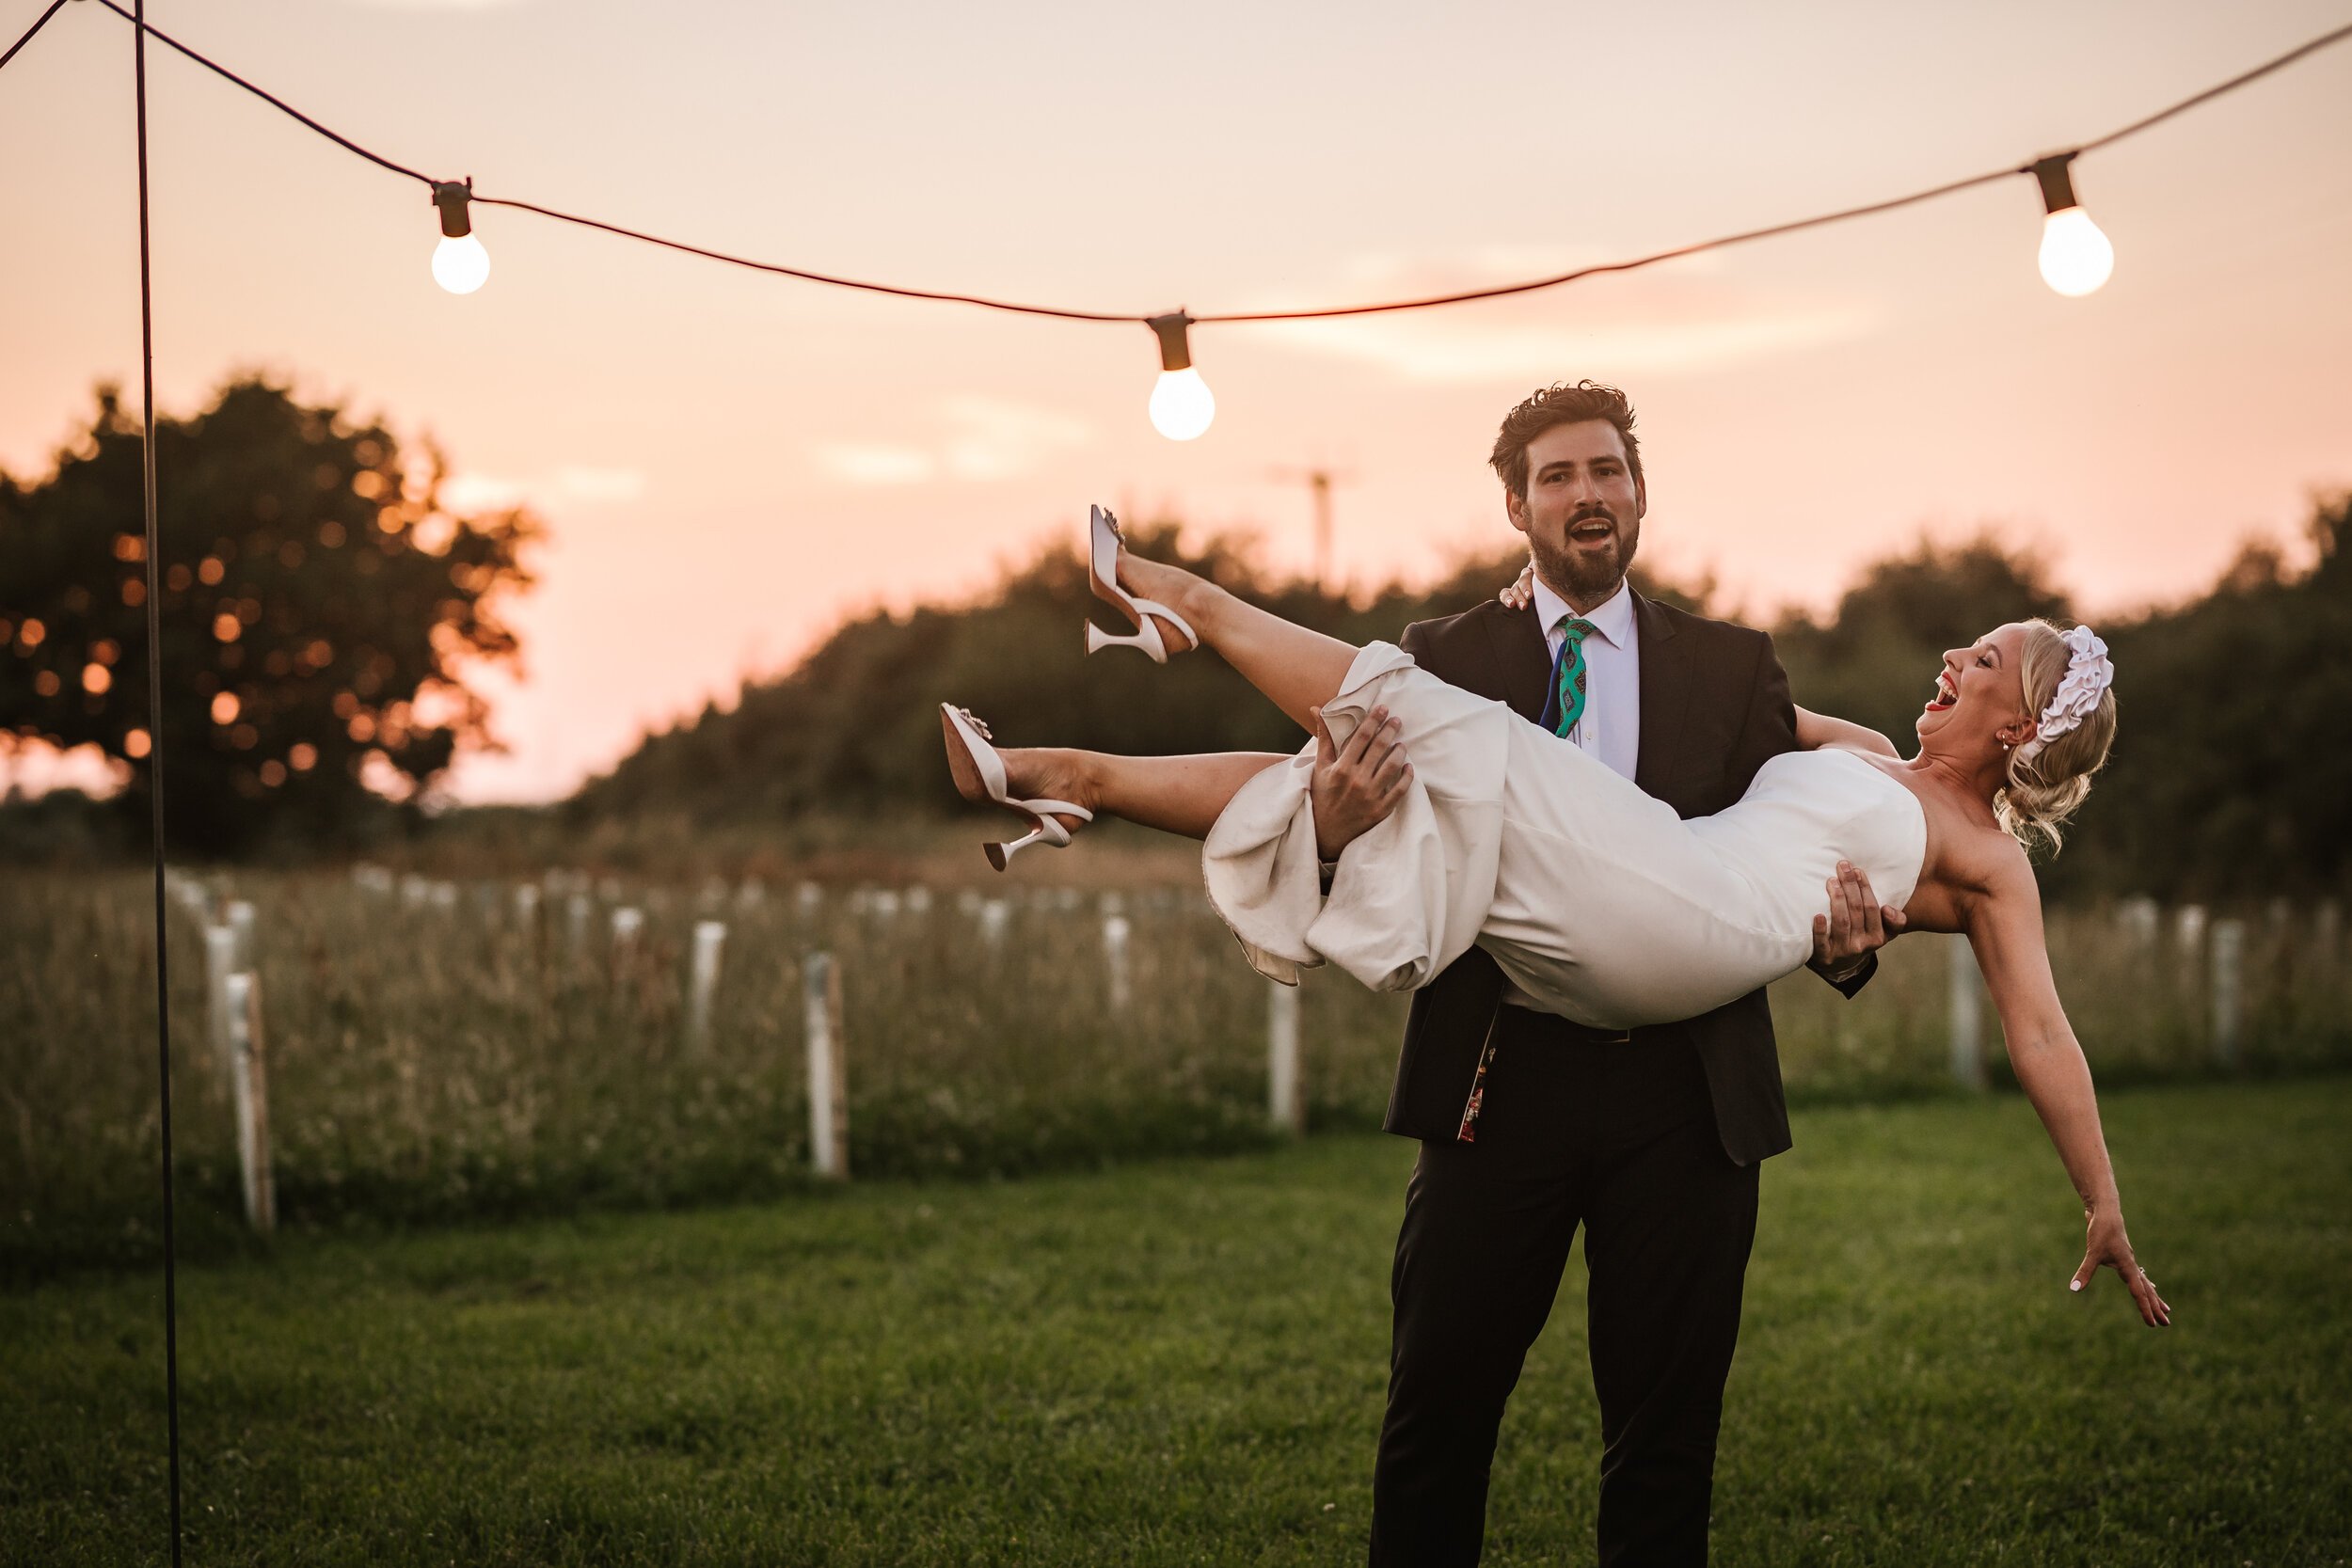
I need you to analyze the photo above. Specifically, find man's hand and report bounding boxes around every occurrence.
[1311,704,1411,862]
[1809,860,1906,982]
[1498,558,1536,610]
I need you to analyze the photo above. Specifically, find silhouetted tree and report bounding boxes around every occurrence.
[2062,492,2352,898]
[0,377,539,854]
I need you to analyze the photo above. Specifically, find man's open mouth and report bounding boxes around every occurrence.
[1569,517,1614,543]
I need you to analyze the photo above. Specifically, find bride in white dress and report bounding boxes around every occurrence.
[940,509,2169,1328]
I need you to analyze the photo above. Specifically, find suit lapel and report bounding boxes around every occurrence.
[1486,603,1554,724]
[1633,591,1693,798]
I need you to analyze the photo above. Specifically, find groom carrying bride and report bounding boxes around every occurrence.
[944,376,2164,1560]
[1306,381,1903,1566]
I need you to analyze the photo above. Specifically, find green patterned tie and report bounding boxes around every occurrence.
[1547,616,1597,739]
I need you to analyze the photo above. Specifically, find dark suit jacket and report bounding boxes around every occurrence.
[1381,591,1875,1166]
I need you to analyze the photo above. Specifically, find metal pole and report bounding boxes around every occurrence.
[1268,982,1304,1133]
[686,920,726,1052]
[129,0,186,1549]
[2211,918,2245,1070]
[203,924,238,1081]
[1103,914,1133,1012]
[1948,937,1986,1091]
[803,952,849,1180]
[223,973,275,1233]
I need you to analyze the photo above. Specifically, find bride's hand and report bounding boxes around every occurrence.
[2073,1208,2171,1326]
[1497,559,1536,610]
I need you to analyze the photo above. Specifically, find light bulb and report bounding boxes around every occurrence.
[1144,311,1214,440]
[430,178,489,295]
[2028,152,2113,298]
[2037,210,2113,297]
[1150,368,1216,441]
[432,234,491,294]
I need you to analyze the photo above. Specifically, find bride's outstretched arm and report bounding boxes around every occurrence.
[1967,859,2172,1327]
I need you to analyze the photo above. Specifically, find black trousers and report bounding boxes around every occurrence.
[1369,1008,1762,1567]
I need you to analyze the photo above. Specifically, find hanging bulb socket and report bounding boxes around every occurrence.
[2027,150,2114,297]
[1148,311,1195,372]
[1144,311,1215,441]
[2030,152,2082,215]
[433,178,475,238]
[429,177,492,294]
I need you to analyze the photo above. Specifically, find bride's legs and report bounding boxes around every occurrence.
[1119,554,1360,732]
[975,536,1369,843]
[1004,748,1287,841]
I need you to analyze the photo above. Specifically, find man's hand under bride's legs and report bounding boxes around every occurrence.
[1311,705,1410,861]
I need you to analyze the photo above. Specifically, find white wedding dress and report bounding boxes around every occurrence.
[1201,642,1930,1030]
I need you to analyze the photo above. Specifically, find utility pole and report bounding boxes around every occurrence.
[1268,464,1354,591]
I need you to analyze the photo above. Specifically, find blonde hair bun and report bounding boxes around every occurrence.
[1997,618,2119,855]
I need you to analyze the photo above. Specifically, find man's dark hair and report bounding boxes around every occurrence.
[1488,381,1643,498]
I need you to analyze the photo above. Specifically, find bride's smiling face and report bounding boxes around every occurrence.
[1916,623,2036,753]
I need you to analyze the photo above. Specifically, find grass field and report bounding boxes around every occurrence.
[7,1077,2348,1566]
[8,864,2346,1277]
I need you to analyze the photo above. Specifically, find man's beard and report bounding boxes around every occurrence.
[1531,510,1640,604]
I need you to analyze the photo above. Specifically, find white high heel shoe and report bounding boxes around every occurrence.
[939,704,1094,871]
[1084,503,1198,662]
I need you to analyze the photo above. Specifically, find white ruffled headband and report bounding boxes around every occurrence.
[2016,624,2113,765]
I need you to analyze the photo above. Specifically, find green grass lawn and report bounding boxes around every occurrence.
[7,1078,2348,1566]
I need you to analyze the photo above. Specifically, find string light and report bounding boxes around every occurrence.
[2030,153,2114,297]
[431,179,490,295]
[12,3,2351,434]
[1146,313,1215,442]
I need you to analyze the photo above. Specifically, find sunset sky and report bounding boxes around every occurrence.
[4,0,2347,801]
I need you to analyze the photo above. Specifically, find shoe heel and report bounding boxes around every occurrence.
[1087,622,1145,657]
[991,824,1056,869]
[942,702,1094,870]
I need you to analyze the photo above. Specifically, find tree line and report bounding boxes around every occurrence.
[578,495,2352,903]
[6,374,2345,899]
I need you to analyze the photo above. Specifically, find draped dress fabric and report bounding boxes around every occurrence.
[1202,641,1930,1032]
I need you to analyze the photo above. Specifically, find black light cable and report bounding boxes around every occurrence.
[72,0,1143,323]
[129,0,185,1558]
[0,0,66,71]
[13,3,2347,437]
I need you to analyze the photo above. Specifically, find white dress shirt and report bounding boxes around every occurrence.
[1503,575,1642,1012]
[1529,574,1641,782]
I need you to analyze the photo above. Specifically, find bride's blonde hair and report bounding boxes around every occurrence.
[1997,618,2119,856]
